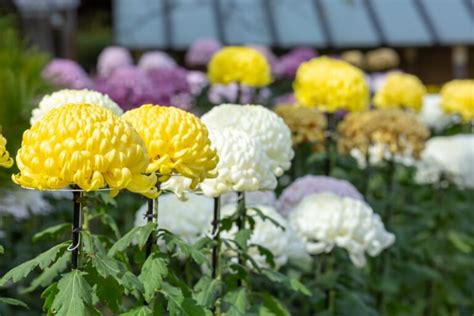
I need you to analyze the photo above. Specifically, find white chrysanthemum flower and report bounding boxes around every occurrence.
[350,143,417,169]
[415,134,474,189]
[134,193,213,245]
[417,94,457,131]
[202,104,294,176]
[31,89,123,125]
[222,203,308,269]
[290,192,395,268]
[160,176,194,200]
[221,191,277,208]
[200,129,277,197]
[0,188,52,219]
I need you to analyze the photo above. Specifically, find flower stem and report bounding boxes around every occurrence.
[71,190,82,270]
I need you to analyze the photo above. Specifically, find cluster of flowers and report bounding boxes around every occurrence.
[135,175,395,269]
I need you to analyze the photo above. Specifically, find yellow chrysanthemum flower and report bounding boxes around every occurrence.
[12,104,158,198]
[208,46,271,87]
[0,132,13,168]
[374,72,426,112]
[122,104,218,188]
[274,104,327,150]
[293,56,369,113]
[441,80,474,122]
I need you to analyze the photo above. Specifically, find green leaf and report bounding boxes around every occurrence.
[159,282,184,316]
[448,231,472,254]
[0,242,69,286]
[23,251,71,293]
[93,253,123,279]
[109,223,155,256]
[99,213,121,239]
[160,230,208,265]
[234,229,252,250]
[223,288,249,316]
[50,270,93,316]
[41,282,59,312]
[33,223,71,242]
[0,297,29,309]
[94,276,122,313]
[120,306,153,316]
[259,294,290,316]
[120,271,144,298]
[261,269,311,296]
[139,253,169,302]
[193,276,221,307]
[0,245,4,254]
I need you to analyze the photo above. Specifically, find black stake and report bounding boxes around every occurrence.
[236,192,246,286]
[145,184,160,257]
[71,190,82,270]
[212,196,221,279]
[324,113,336,176]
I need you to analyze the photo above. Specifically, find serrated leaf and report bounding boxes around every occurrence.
[109,223,155,256]
[223,288,248,316]
[99,213,121,239]
[193,276,221,307]
[50,270,93,316]
[93,253,122,279]
[139,253,169,302]
[160,230,207,265]
[259,293,290,316]
[33,223,71,242]
[0,297,29,309]
[41,282,59,311]
[261,269,311,296]
[120,271,144,298]
[160,282,184,316]
[234,229,252,250]
[0,242,68,286]
[120,306,153,316]
[94,275,122,313]
[23,251,71,293]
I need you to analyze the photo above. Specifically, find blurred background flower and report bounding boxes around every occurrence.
[278,175,363,217]
[275,47,317,79]
[138,51,177,72]
[42,58,92,89]
[185,38,222,68]
[97,46,133,77]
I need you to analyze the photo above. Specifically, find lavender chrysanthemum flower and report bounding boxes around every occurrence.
[42,58,92,89]
[146,67,190,107]
[275,47,318,79]
[278,175,363,217]
[97,46,133,76]
[138,51,177,72]
[208,83,271,105]
[187,71,208,96]
[185,37,222,67]
[94,66,153,110]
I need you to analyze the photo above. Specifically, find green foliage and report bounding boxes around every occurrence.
[139,253,169,303]
[0,16,50,184]
[0,242,68,286]
[49,270,94,316]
